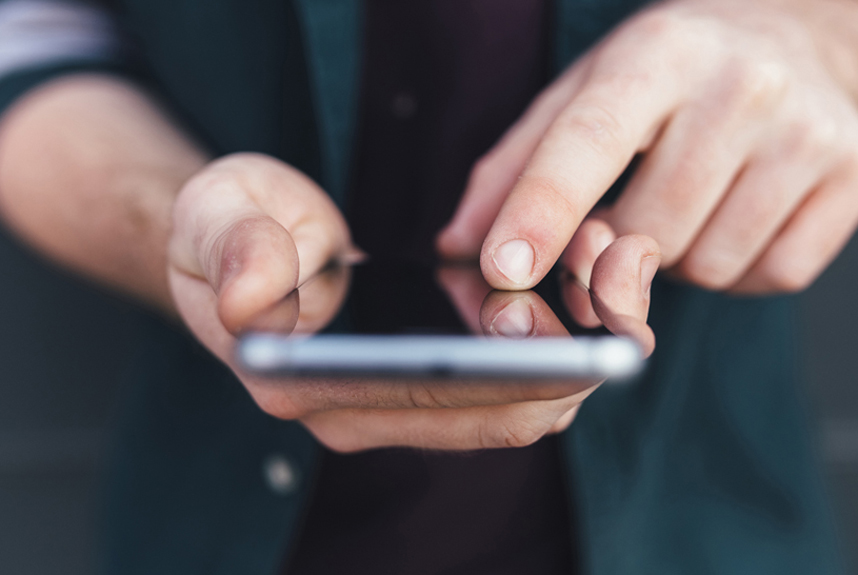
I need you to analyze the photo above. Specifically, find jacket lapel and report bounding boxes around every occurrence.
[294,0,363,207]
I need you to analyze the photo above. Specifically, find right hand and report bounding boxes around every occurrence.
[168,153,659,452]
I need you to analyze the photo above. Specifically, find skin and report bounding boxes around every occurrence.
[438,0,858,324]
[171,163,658,451]
[0,76,655,452]
[2,0,858,451]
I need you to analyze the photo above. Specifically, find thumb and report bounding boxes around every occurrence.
[589,235,660,357]
[169,196,300,334]
[169,154,352,334]
[206,214,300,334]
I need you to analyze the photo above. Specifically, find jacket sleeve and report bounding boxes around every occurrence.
[0,0,132,117]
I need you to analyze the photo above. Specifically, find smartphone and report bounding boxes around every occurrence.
[235,260,643,380]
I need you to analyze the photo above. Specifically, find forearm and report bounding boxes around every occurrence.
[0,74,208,313]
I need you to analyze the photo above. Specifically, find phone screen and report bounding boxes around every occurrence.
[322,260,609,336]
[237,259,641,380]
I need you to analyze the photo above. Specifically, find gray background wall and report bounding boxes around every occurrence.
[0,225,855,574]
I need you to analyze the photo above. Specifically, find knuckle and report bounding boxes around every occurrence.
[405,383,448,409]
[614,9,707,73]
[481,416,547,449]
[627,9,689,43]
[787,118,841,160]
[728,58,790,111]
[553,103,626,159]
[807,120,839,152]
[518,175,578,223]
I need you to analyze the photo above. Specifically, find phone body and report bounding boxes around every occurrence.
[236,260,643,380]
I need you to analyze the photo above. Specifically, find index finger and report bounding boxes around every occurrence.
[480,44,685,289]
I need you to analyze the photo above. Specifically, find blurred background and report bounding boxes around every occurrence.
[0,222,856,574]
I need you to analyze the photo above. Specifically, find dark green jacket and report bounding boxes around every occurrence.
[0,1,842,573]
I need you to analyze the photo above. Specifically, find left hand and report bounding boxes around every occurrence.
[438,0,858,298]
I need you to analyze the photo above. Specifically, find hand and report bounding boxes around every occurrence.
[168,155,658,452]
[437,242,658,434]
[440,232,658,354]
[438,0,858,297]
[168,153,355,337]
[240,236,658,452]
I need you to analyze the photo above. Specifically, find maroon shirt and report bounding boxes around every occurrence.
[285,2,577,573]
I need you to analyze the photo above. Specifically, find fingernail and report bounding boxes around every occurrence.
[640,255,660,297]
[490,298,534,338]
[492,239,535,286]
